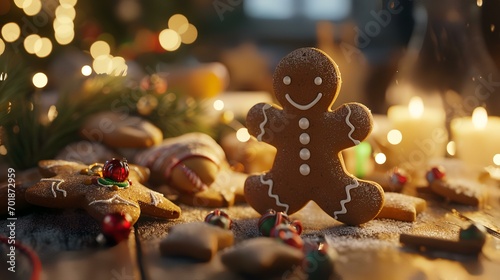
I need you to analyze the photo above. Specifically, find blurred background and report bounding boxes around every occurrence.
[1,0,500,170]
[1,0,499,113]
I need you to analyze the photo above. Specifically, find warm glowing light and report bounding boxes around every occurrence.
[34,37,53,58]
[14,0,26,9]
[32,72,48,88]
[408,96,424,118]
[387,129,402,145]
[180,24,198,44]
[24,34,40,54]
[47,105,58,122]
[446,141,456,156]
[23,0,42,16]
[213,99,225,111]
[374,153,387,165]
[92,55,113,74]
[0,145,6,155]
[477,0,483,7]
[493,154,500,166]
[168,14,189,34]
[472,107,488,129]
[1,22,21,42]
[53,17,74,34]
[90,41,111,59]
[60,0,78,6]
[55,5,76,20]
[0,39,5,56]
[236,128,251,142]
[81,65,92,76]
[159,29,181,51]
[55,30,74,45]
[110,56,127,76]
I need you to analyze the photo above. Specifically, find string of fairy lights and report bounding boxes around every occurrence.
[0,1,198,88]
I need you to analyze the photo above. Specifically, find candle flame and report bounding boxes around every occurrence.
[409,96,424,118]
[472,107,488,129]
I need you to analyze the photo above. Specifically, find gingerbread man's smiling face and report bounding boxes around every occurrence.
[273,48,341,113]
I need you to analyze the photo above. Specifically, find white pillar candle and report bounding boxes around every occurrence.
[387,96,448,172]
[451,107,500,169]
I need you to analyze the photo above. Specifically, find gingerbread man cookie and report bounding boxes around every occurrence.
[25,159,181,225]
[245,48,384,225]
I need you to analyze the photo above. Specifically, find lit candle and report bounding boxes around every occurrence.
[451,107,500,169]
[387,96,448,172]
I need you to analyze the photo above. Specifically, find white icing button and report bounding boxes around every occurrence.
[300,164,310,176]
[299,133,310,145]
[283,76,291,85]
[300,148,311,160]
[314,77,322,85]
[298,117,309,129]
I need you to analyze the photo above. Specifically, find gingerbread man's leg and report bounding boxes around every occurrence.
[244,173,301,215]
[316,177,384,225]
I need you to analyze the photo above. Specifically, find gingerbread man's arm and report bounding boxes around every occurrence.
[329,102,374,150]
[246,103,283,146]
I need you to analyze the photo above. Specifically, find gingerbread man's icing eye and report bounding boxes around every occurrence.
[314,77,322,85]
[283,76,291,85]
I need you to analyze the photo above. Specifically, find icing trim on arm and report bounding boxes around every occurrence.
[257,104,272,141]
[345,104,361,145]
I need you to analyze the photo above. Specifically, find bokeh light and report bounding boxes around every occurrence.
[1,22,21,42]
[24,34,40,54]
[0,39,5,56]
[159,29,181,51]
[168,14,189,34]
[180,24,198,44]
[236,128,251,142]
[387,129,402,145]
[92,55,113,74]
[55,30,75,45]
[60,0,78,6]
[90,40,111,59]
[494,154,500,166]
[32,72,48,88]
[446,141,456,156]
[14,0,25,9]
[34,37,53,58]
[23,0,42,16]
[55,4,76,20]
[213,99,224,111]
[374,153,387,165]
[81,65,92,76]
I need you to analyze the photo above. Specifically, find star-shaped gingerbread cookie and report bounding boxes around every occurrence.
[25,159,181,225]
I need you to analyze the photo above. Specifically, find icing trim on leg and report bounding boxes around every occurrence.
[333,178,359,219]
[345,105,361,145]
[260,174,289,213]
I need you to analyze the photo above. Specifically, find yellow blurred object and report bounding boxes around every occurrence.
[167,63,229,98]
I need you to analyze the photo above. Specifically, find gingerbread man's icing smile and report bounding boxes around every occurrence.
[284,75,324,111]
[244,48,385,225]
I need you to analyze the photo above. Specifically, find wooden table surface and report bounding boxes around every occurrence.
[1,177,500,280]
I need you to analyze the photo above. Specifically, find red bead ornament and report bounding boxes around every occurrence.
[390,167,408,186]
[426,166,446,183]
[102,158,130,182]
[101,212,132,243]
[258,209,302,236]
[204,209,233,230]
[270,224,304,249]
